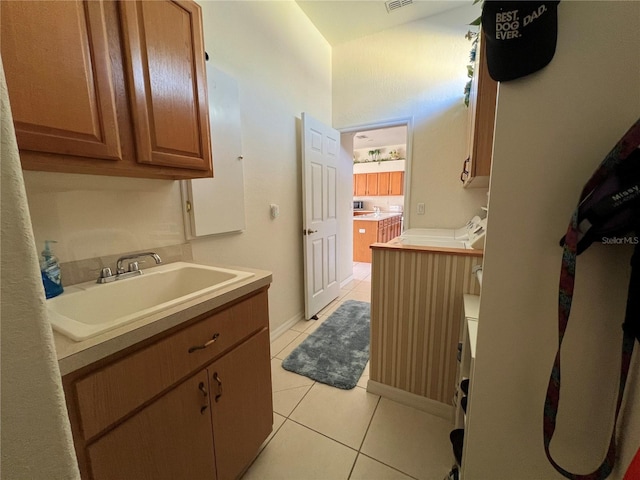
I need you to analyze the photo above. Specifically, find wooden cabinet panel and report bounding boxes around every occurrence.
[463,31,497,188]
[389,171,404,195]
[64,286,272,480]
[354,216,402,262]
[120,0,212,173]
[87,370,216,480]
[377,172,390,195]
[353,220,379,263]
[1,0,121,161]
[366,173,379,195]
[209,329,273,480]
[1,0,213,180]
[74,290,268,440]
[354,171,404,196]
[354,173,368,196]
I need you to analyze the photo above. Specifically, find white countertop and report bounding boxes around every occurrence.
[353,212,402,221]
[53,264,272,375]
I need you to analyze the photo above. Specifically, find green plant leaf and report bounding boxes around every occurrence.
[469,16,481,26]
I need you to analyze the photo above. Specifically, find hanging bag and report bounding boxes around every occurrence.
[544,118,640,480]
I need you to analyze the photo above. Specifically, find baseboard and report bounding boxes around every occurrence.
[269,311,305,342]
[340,274,354,288]
[366,380,455,422]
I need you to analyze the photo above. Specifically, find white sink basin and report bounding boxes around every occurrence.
[47,262,254,341]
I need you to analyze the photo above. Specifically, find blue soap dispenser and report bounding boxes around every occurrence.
[40,240,64,299]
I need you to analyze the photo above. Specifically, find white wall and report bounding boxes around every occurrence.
[465,2,640,479]
[23,0,332,333]
[339,132,355,279]
[333,4,488,230]
[192,1,332,331]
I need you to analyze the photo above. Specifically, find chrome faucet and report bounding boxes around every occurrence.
[116,252,162,273]
[97,252,162,284]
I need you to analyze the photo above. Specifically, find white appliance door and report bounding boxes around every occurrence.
[302,112,340,319]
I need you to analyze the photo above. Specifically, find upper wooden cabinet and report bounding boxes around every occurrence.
[462,31,498,188]
[1,1,122,162]
[378,171,404,196]
[354,171,404,197]
[0,0,213,180]
[119,0,211,172]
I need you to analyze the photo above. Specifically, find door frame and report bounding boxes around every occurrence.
[339,116,414,230]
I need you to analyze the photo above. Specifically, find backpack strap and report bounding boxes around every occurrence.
[543,119,640,480]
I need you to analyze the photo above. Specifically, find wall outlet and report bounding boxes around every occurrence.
[417,203,425,215]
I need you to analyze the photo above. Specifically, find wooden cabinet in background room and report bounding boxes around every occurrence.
[377,171,404,196]
[354,173,368,196]
[354,173,379,196]
[461,30,498,188]
[0,0,212,180]
[354,171,404,196]
[353,215,401,262]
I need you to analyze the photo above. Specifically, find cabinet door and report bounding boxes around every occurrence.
[1,0,121,161]
[463,31,497,187]
[377,172,390,195]
[353,220,378,263]
[366,173,379,195]
[209,329,273,480]
[120,0,212,173]
[87,370,216,480]
[355,173,368,196]
[389,171,404,195]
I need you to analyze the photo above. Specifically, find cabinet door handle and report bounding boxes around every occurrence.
[188,333,220,353]
[460,157,470,183]
[198,381,209,414]
[198,381,208,397]
[213,372,223,403]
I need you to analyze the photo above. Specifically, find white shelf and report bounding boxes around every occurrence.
[463,294,480,320]
[467,319,478,359]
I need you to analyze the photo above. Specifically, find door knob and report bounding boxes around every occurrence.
[304,229,317,235]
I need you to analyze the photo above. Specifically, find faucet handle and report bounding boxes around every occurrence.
[100,267,113,278]
[128,261,140,272]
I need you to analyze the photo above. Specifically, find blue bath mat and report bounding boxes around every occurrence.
[282,300,370,389]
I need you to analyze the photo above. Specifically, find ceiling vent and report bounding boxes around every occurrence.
[385,0,413,13]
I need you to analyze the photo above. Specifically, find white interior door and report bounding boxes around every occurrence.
[302,113,340,319]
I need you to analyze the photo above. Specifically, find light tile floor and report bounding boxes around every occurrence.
[242,263,456,480]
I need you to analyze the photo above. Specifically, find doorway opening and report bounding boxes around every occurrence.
[340,119,412,263]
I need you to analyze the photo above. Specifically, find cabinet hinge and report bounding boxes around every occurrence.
[186,200,192,213]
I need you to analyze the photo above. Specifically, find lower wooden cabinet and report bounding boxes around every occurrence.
[353,215,402,263]
[63,288,273,480]
[87,370,217,480]
[209,329,272,480]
